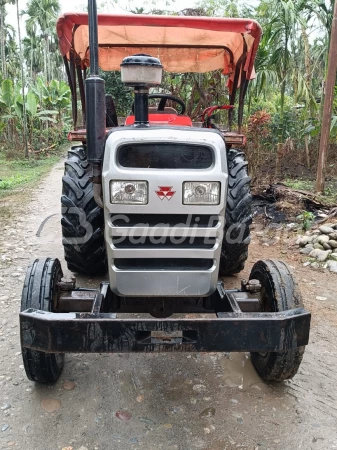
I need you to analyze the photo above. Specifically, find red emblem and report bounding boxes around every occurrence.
[156,186,176,200]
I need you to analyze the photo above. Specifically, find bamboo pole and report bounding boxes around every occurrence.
[316,0,337,193]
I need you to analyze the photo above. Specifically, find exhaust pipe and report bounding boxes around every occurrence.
[86,0,105,206]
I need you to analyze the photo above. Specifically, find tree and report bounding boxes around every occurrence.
[24,0,60,81]
[16,0,29,156]
[257,0,310,177]
[0,0,15,78]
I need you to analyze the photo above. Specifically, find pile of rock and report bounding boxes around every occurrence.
[296,224,337,273]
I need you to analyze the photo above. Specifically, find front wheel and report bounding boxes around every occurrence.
[21,258,64,383]
[250,260,305,381]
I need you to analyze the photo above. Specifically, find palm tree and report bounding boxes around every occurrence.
[23,34,44,80]
[16,0,29,157]
[24,0,60,81]
[0,0,15,78]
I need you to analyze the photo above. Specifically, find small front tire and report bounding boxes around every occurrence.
[249,259,305,381]
[21,258,64,383]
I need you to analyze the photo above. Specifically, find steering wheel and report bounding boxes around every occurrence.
[132,94,186,115]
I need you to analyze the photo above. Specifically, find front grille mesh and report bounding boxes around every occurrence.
[114,259,213,271]
[110,214,219,271]
[111,214,219,228]
[112,236,216,249]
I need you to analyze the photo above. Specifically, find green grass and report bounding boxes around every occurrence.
[0,151,63,198]
[284,178,337,207]
[284,178,314,191]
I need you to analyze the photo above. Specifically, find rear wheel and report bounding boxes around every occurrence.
[220,149,252,275]
[61,146,107,275]
[21,258,64,383]
[250,259,305,381]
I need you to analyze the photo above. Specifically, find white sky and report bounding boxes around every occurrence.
[6,0,259,37]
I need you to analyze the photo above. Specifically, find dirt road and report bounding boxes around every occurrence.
[1,160,337,450]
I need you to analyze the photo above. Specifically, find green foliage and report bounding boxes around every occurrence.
[100,70,133,116]
[0,151,61,196]
[0,77,71,151]
[296,210,315,231]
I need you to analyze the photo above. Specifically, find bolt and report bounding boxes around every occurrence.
[241,279,248,291]
[246,279,261,293]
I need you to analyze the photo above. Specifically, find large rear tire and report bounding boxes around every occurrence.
[61,146,107,275]
[250,260,305,381]
[21,258,64,383]
[220,149,252,275]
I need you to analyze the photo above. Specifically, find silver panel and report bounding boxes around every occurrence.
[103,128,228,297]
[112,269,217,297]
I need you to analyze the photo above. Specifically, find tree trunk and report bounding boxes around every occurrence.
[275,75,286,179]
[44,36,48,82]
[304,135,310,169]
[16,0,29,158]
[275,34,289,179]
[0,5,7,78]
[316,0,337,193]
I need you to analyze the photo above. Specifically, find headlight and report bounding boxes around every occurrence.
[183,181,220,205]
[110,181,148,204]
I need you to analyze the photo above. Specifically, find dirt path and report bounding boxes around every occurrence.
[0,161,337,450]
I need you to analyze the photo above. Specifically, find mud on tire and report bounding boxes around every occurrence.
[21,258,64,383]
[220,149,252,275]
[61,146,107,275]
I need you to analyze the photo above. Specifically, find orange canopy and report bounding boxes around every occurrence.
[57,13,262,84]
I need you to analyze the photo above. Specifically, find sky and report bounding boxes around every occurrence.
[6,0,259,37]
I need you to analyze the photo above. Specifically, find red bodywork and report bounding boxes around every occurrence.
[124,114,192,127]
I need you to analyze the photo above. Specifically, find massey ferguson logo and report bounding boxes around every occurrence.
[156,186,176,200]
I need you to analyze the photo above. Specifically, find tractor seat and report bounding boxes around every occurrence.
[148,106,178,115]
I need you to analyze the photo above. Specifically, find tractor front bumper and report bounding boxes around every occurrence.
[20,284,311,354]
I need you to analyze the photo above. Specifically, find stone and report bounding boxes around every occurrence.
[0,404,11,411]
[330,254,337,261]
[193,384,206,392]
[297,237,311,247]
[334,249,337,254]
[311,262,320,269]
[328,240,337,249]
[327,261,337,273]
[317,235,330,244]
[319,225,335,234]
[63,380,76,391]
[300,247,314,255]
[115,410,132,421]
[329,232,337,241]
[199,407,216,418]
[305,243,314,249]
[309,249,332,262]
[40,398,62,413]
[303,262,311,267]
[323,243,332,250]
[313,243,324,250]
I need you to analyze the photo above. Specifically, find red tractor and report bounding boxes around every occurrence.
[20,5,310,383]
